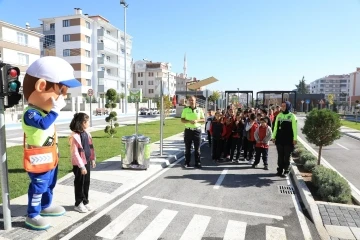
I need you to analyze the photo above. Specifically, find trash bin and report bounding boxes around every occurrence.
[121,135,135,168]
[136,136,151,169]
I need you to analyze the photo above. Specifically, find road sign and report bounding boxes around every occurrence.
[305,99,310,104]
[87,89,93,96]
[129,88,142,103]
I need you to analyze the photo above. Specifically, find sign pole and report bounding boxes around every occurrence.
[0,66,12,230]
[87,89,93,127]
[160,79,164,156]
[135,101,139,136]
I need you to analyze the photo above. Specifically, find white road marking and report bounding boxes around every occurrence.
[179,214,210,240]
[266,226,287,240]
[223,220,247,240]
[286,177,313,240]
[142,196,283,220]
[298,136,360,197]
[336,143,349,150]
[95,204,147,239]
[58,155,188,240]
[135,209,178,240]
[214,169,228,189]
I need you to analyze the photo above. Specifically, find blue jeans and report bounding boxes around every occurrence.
[27,166,58,218]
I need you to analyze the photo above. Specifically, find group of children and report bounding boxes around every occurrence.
[205,106,279,170]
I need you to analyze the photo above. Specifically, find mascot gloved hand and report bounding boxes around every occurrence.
[22,56,82,230]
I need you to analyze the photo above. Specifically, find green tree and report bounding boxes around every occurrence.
[104,88,119,137]
[295,76,309,94]
[302,109,341,165]
[156,95,172,117]
[209,91,220,110]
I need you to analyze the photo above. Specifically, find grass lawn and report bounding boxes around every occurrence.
[1,118,184,203]
[341,120,360,131]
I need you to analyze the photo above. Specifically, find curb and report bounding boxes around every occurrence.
[342,132,360,141]
[290,161,330,240]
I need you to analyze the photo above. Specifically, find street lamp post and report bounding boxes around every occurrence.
[120,0,128,114]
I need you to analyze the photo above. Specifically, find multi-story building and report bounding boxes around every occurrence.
[31,8,132,98]
[0,20,42,84]
[309,74,350,102]
[132,60,176,98]
[349,68,360,104]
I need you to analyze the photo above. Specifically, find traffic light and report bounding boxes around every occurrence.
[1,64,22,108]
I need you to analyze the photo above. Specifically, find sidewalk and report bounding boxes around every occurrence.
[341,126,360,141]
[0,132,190,240]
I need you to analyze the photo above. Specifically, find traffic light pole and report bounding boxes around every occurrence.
[0,65,12,230]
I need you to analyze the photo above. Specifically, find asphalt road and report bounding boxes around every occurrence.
[297,116,360,191]
[53,144,320,240]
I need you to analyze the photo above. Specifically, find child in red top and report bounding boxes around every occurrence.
[245,113,258,164]
[209,112,226,161]
[253,117,272,170]
[223,117,234,160]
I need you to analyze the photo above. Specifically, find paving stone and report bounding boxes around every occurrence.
[323,220,332,225]
[338,216,346,222]
[340,221,349,226]
[348,222,357,227]
[322,216,331,221]
[346,218,355,223]
[356,222,360,227]
[328,209,335,213]
[344,214,352,218]
[352,215,360,219]
[329,212,337,217]
[321,212,329,216]
[59,176,122,194]
[331,220,340,226]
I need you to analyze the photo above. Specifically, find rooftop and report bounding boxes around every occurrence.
[0,20,43,37]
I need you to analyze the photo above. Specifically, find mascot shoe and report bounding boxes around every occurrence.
[40,205,66,217]
[25,215,50,230]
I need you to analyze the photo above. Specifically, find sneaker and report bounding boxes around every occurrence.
[84,204,92,211]
[264,165,269,170]
[251,164,257,168]
[195,163,202,168]
[283,171,289,177]
[74,202,88,213]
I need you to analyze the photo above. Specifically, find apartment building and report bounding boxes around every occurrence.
[309,74,350,102]
[31,8,132,97]
[349,68,360,104]
[0,21,42,85]
[132,60,176,99]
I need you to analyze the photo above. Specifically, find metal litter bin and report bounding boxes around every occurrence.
[136,136,151,169]
[121,135,135,168]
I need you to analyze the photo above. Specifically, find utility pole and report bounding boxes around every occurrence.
[120,0,128,114]
[167,72,170,101]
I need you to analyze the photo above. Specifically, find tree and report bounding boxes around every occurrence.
[209,91,220,110]
[104,88,119,137]
[302,109,341,165]
[119,92,125,111]
[156,94,172,118]
[295,76,309,94]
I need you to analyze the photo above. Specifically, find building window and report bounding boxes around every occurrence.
[86,21,90,29]
[106,30,111,35]
[106,56,110,61]
[63,49,71,57]
[86,65,91,72]
[140,72,143,77]
[17,53,29,65]
[85,50,90,57]
[149,89,154,94]
[63,20,70,27]
[121,48,125,53]
[63,34,70,42]
[149,81,153,85]
[86,79,91,86]
[50,23,55,30]
[148,72,154,77]
[17,32,28,45]
[85,36,90,43]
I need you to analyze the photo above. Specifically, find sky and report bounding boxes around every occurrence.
[1,0,360,94]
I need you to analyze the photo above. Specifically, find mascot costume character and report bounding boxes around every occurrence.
[22,56,81,230]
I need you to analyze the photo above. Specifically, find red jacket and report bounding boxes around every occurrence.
[224,122,234,139]
[255,125,271,148]
[247,122,258,141]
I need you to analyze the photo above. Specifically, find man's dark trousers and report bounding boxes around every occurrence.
[184,128,201,165]
[276,144,293,174]
[207,130,212,146]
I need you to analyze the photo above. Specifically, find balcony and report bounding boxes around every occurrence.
[98,71,120,81]
[97,42,119,56]
[97,57,120,68]
[97,29,118,42]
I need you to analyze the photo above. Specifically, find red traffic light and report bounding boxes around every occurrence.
[9,69,18,78]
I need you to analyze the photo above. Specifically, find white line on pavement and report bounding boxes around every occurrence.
[142,196,283,220]
[179,214,211,240]
[95,204,147,239]
[286,177,313,240]
[214,169,228,189]
[298,136,360,197]
[223,220,247,240]
[266,226,287,240]
[336,143,349,150]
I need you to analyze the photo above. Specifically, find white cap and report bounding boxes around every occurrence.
[26,56,82,88]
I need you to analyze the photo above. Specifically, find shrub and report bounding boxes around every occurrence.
[299,153,317,164]
[304,160,316,172]
[312,166,351,204]
[293,147,306,158]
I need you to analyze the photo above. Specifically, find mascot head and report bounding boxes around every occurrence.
[23,56,81,112]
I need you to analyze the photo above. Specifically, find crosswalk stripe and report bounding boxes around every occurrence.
[135,209,178,240]
[266,226,287,240]
[179,214,211,240]
[95,204,147,239]
[224,220,247,240]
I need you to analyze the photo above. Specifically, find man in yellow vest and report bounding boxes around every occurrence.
[181,96,205,168]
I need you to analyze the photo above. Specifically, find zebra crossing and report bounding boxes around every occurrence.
[95,203,289,240]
